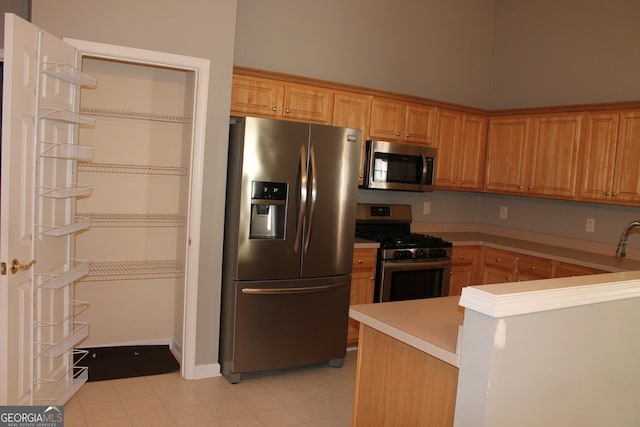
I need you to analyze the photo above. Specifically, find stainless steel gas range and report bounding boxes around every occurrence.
[355,203,453,302]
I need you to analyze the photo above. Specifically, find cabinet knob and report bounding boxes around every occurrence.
[496,257,501,262]
[285,109,290,113]
[518,185,524,190]
[506,276,512,281]
[605,191,610,196]
[459,255,465,260]
[272,107,277,111]
[396,132,401,136]
[530,266,536,270]
[612,192,617,196]
[357,259,364,264]
[528,186,533,190]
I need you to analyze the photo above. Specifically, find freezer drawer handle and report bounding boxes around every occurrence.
[241,283,345,295]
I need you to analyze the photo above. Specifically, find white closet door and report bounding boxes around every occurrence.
[1,14,92,405]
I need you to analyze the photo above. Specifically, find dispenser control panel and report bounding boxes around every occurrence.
[252,181,287,201]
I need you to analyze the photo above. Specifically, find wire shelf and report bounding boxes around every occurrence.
[38,216,91,237]
[78,213,185,228]
[77,162,187,176]
[80,107,191,124]
[81,260,184,282]
[36,322,89,358]
[40,185,93,199]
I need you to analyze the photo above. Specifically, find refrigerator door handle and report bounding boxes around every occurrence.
[241,282,345,295]
[417,150,428,191]
[304,145,318,252]
[294,144,308,253]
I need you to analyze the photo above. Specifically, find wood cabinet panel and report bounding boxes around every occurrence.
[369,97,436,145]
[612,111,640,203]
[554,262,605,278]
[230,75,333,123]
[404,103,437,145]
[348,248,377,344]
[435,110,487,190]
[577,112,619,201]
[516,254,553,281]
[484,116,530,193]
[332,91,372,186]
[449,246,481,296]
[482,248,517,284]
[485,114,582,198]
[231,75,283,118]
[528,114,582,197]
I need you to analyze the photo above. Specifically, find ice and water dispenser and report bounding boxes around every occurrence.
[249,181,287,239]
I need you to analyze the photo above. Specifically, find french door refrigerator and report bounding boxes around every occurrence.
[220,116,362,383]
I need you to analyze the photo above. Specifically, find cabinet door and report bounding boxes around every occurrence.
[369,97,404,140]
[230,75,283,118]
[554,262,605,278]
[577,112,619,202]
[449,246,480,296]
[348,248,377,344]
[484,116,530,193]
[333,92,372,186]
[528,114,582,197]
[282,83,333,123]
[404,103,437,145]
[458,114,488,190]
[516,254,553,281]
[434,109,462,188]
[612,111,640,203]
[482,248,516,284]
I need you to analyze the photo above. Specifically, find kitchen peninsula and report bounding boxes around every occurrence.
[350,270,640,427]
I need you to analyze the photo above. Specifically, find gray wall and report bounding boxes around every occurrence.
[0,1,30,46]
[30,0,237,368]
[489,0,640,109]
[234,0,496,109]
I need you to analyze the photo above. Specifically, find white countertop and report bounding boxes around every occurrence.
[349,296,463,367]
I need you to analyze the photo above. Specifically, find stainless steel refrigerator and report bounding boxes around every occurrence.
[220,117,362,383]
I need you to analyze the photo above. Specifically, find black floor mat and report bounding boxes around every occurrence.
[77,345,180,382]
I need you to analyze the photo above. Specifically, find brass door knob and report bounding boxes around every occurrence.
[10,259,36,274]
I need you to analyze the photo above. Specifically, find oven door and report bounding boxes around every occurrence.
[377,258,451,302]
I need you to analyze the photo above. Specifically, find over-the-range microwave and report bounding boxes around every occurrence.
[362,140,436,192]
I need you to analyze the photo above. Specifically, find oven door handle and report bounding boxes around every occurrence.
[382,259,451,271]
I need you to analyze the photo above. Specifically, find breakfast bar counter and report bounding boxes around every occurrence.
[349,296,464,427]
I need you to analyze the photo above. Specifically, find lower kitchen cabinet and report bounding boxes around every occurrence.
[516,253,553,281]
[449,246,481,296]
[482,247,517,284]
[554,262,606,278]
[348,248,377,345]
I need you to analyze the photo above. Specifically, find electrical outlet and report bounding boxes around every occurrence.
[423,201,431,215]
[499,206,508,220]
[586,218,595,232]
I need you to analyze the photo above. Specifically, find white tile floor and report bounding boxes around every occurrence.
[64,350,357,426]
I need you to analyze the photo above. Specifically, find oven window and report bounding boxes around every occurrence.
[389,269,443,301]
[373,152,422,184]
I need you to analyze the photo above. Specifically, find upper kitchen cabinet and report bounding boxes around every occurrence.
[578,110,640,205]
[434,109,487,191]
[369,97,437,145]
[332,91,372,185]
[231,75,333,124]
[485,113,583,198]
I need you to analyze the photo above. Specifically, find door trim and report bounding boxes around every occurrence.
[64,38,210,379]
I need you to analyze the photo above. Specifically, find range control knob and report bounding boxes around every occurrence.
[415,249,427,258]
[394,250,413,259]
[429,248,448,258]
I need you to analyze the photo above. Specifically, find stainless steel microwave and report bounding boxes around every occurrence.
[362,140,436,192]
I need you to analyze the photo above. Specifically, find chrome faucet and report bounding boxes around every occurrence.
[615,220,640,257]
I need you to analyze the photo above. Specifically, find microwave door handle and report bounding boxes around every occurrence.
[294,144,308,253]
[304,145,317,252]
[417,151,428,190]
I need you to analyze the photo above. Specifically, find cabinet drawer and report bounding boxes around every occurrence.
[452,246,479,266]
[352,249,377,273]
[483,248,517,269]
[517,254,553,278]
